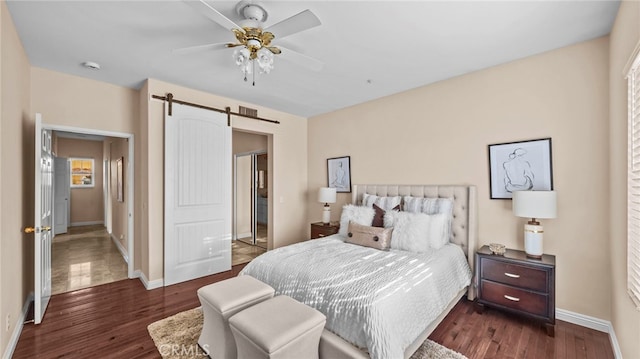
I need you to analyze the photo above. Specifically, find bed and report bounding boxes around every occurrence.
[240,184,477,359]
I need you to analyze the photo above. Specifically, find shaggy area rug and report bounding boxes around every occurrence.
[147,307,468,359]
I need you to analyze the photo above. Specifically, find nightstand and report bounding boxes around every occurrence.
[475,245,556,336]
[310,222,340,239]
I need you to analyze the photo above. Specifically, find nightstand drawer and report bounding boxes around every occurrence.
[310,222,340,239]
[481,258,548,292]
[480,280,548,317]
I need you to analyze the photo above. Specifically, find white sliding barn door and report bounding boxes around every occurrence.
[164,103,232,286]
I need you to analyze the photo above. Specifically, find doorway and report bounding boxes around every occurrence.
[234,151,268,249]
[44,127,134,295]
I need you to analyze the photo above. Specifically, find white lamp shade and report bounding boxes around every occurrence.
[512,190,557,219]
[318,187,337,203]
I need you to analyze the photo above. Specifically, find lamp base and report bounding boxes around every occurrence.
[322,204,331,224]
[524,223,544,258]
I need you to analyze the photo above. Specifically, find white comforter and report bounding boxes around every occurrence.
[239,236,472,359]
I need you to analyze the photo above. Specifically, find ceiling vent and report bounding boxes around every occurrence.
[239,106,258,118]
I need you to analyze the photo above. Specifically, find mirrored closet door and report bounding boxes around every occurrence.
[234,152,267,249]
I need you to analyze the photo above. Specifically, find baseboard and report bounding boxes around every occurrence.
[608,326,623,359]
[70,221,104,227]
[109,233,129,263]
[134,270,163,290]
[235,232,252,239]
[556,308,622,358]
[2,292,34,359]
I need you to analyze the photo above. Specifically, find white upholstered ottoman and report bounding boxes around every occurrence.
[229,295,326,359]
[197,275,275,359]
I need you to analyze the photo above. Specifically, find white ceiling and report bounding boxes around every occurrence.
[6,0,620,118]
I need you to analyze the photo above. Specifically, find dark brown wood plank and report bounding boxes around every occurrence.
[13,264,246,359]
[430,299,614,359]
[13,267,615,359]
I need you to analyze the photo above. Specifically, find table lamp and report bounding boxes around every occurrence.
[318,187,337,224]
[512,190,557,258]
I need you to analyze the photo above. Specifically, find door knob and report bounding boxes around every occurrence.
[24,227,36,234]
[42,226,51,232]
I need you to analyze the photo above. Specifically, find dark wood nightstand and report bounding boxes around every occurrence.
[310,222,340,239]
[475,245,556,336]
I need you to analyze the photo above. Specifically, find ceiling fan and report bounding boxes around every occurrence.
[176,0,323,85]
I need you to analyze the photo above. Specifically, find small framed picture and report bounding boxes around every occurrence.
[116,157,124,202]
[327,156,351,193]
[488,138,553,199]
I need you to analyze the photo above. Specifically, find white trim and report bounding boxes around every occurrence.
[556,308,622,359]
[609,326,623,359]
[70,220,104,227]
[43,123,135,281]
[135,270,163,290]
[110,233,129,263]
[2,292,34,359]
[623,38,640,77]
[235,232,252,239]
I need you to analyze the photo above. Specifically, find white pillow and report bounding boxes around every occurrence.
[384,211,450,252]
[403,196,453,217]
[383,211,431,253]
[339,204,375,236]
[424,213,450,250]
[362,193,402,211]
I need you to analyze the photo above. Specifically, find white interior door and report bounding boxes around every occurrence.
[34,113,53,324]
[53,156,69,235]
[164,103,232,286]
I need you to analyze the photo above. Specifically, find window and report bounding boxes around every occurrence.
[69,158,94,188]
[627,51,640,308]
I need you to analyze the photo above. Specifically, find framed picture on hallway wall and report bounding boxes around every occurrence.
[70,158,94,188]
[327,156,351,193]
[116,157,124,202]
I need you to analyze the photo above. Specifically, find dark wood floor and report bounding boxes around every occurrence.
[13,264,614,359]
[429,300,615,359]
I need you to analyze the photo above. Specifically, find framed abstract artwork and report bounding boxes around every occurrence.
[488,138,553,199]
[327,156,351,193]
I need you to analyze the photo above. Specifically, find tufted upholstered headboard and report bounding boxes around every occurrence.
[352,184,478,299]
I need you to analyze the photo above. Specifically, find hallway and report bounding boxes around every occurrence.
[52,225,128,295]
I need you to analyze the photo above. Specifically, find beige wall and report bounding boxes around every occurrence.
[309,37,611,320]
[56,138,104,225]
[609,1,640,357]
[139,78,307,281]
[108,137,129,250]
[0,0,31,354]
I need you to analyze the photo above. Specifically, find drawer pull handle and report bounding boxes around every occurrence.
[504,295,520,302]
[504,272,520,278]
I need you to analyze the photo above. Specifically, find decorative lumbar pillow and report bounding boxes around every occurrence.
[362,193,402,211]
[338,204,375,236]
[345,222,393,250]
[371,203,401,227]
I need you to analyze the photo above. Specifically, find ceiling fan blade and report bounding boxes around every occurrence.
[265,9,321,39]
[183,0,245,33]
[172,42,229,55]
[277,46,323,72]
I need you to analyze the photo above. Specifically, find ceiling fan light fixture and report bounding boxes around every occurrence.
[256,48,274,74]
